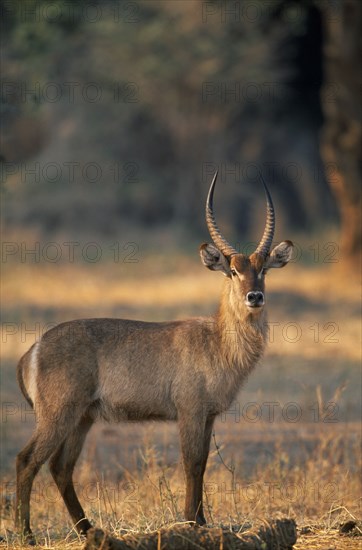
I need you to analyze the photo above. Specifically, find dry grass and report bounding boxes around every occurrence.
[1,428,360,548]
[0,255,361,548]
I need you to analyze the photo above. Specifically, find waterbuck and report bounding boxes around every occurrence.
[16,171,293,539]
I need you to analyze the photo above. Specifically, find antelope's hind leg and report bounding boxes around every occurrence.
[15,424,65,541]
[49,415,94,534]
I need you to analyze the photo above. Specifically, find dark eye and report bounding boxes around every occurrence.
[231,268,237,276]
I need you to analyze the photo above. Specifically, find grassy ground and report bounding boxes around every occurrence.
[0,253,361,548]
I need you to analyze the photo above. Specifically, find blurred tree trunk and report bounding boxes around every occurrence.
[320,0,361,265]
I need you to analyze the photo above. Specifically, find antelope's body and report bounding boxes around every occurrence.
[16,172,293,540]
[21,312,266,424]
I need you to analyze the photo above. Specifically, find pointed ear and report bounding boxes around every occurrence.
[264,240,294,269]
[199,243,231,276]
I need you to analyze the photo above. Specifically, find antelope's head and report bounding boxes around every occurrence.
[200,171,293,314]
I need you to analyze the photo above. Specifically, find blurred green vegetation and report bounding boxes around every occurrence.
[1,0,360,258]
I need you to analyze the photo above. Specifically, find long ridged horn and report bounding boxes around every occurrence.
[254,173,275,257]
[206,171,238,257]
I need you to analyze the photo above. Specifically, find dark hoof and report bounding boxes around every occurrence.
[24,534,36,546]
[184,513,207,527]
[196,517,207,526]
[77,519,93,536]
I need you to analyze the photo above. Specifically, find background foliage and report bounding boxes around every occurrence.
[2,0,360,259]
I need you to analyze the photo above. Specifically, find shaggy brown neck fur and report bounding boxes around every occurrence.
[215,279,268,372]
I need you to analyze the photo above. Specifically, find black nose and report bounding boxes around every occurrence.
[246,291,264,307]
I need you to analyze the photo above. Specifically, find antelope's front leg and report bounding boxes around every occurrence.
[178,413,214,525]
